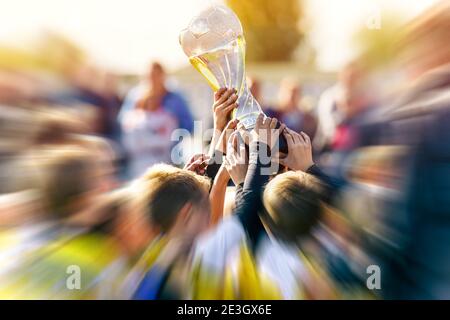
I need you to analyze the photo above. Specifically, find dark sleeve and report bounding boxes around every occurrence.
[234,141,271,249]
[234,183,244,204]
[306,164,345,203]
[162,92,194,133]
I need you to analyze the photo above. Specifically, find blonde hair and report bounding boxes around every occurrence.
[137,164,211,233]
[263,171,323,242]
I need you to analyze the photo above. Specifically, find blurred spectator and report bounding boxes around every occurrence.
[372,1,450,299]
[118,62,194,178]
[247,76,262,102]
[0,145,128,299]
[68,65,123,141]
[314,85,343,153]
[119,90,178,178]
[265,78,317,139]
[247,75,275,112]
[315,61,375,153]
[120,62,194,133]
[313,1,450,299]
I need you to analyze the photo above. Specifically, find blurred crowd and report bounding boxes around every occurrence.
[1,1,450,299]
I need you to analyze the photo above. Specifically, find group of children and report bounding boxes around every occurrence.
[0,87,366,299]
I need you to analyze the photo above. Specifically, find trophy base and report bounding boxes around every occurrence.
[236,111,260,130]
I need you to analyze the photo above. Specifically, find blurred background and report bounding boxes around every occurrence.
[1,0,450,299]
[0,0,439,121]
[0,0,441,167]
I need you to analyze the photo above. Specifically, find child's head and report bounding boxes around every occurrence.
[262,171,323,243]
[37,147,103,220]
[138,164,211,240]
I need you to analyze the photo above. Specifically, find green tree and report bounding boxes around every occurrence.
[226,0,304,62]
[354,13,405,70]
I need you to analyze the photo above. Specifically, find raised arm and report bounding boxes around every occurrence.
[209,165,230,226]
[208,88,238,155]
[277,128,343,201]
[206,88,238,181]
[233,115,285,248]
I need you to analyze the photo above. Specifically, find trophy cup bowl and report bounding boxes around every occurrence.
[179,5,262,129]
[179,5,288,153]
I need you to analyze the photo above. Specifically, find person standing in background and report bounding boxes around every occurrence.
[119,90,178,179]
[314,62,374,153]
[265,78,317,140]
[247,75,275,113]
[119,62,194,179]
[120,62,194,133]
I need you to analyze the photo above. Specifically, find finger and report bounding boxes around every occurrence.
[300,131,311,145]
[221,128,236,155]
[262,115,271,127]
[230,151,238,165]
[224,118,239,131]
[237,121,246,132]
[216,88,235,105]
[285,127,301,144]
[242,130,251,145]
[226,150,236,166]
[226,93,239,105]
[197,154,210,163]
[218,93,238,110]
[224,102,238,114]
[227,131,238,155]
[193,158,204,168]
[293,131,303,144]
[232,131,239,152]
[237,135,246,160]
[269,117,278,129]
[187,153,204,165]
[224,123,236,135]
[272,151,281,162]
[187,158,203,171]
[278,151,288,159]
[199,158,209,169]
[278,158,286,166]
[272,151,286,165]
[279,123,286,134]
[255,113,264,128]
[284,130,295,146]
[185,157,194,166]
[285,126,296,136]
[214,88,227,100]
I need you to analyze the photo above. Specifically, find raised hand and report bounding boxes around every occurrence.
[184,153,210,175]
[251,114,285,150]
[278,128,314,172]
[224,131,248,186]
[215,118,239,155]
[213,88,238,132]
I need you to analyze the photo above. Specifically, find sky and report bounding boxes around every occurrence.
[0,0,440,74]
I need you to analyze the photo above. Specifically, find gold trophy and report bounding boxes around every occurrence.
[179,5,263,129]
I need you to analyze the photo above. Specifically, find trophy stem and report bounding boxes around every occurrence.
[234,82,262,129]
